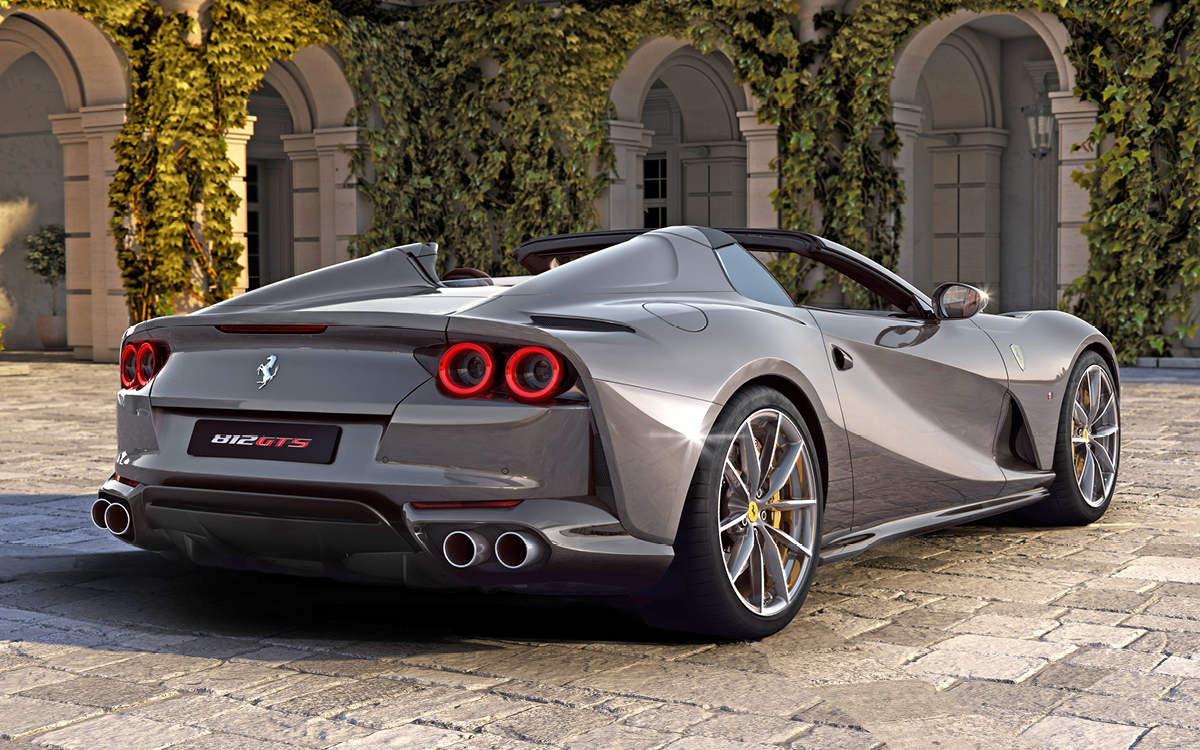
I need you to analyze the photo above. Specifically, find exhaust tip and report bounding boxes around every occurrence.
[103,502,132,537]
[443,530,490,568]
[90,499,110,530]
[495,531,544,569]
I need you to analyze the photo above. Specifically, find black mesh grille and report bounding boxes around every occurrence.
[592,431,618,516]
[1010,405,1037,466]
[531,315,634,333]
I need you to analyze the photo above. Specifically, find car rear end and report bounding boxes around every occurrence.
[98,313,672,594]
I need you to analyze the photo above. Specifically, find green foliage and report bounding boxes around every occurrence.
[337,1,685,275]
[24,223,66,315]
[7,0,335,321]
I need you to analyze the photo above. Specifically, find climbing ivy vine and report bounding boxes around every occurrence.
[3,0,335,321]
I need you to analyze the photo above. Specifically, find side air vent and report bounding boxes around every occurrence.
[1010,403,1037,466]
[530,315,634,333]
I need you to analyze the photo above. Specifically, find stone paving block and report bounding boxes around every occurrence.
[378,664,509,691]
[229,672,345,703]
[870,713,1045,750]
[0,655,39,674]
[561,723,673,750]
[1128,630,1200,655]
[86,652,221,683]
[429,693,539,732]
[162,662,288,696]
[1085,670,1179,698]
[1147,596,1200,621]
[17,673,173,709]
[622,702,713,732]
[1131,725,1200,750]
[166,734,302,750]
[199,704,374,747]
[40,648,135,673]
[284,654,392,680]
[399,642,530,674]
[882,572,1069,603]
[809,611,888,639]
[932,634,1076,660]
[659,736,777,750]
[123,693,244,724]
[265,677,415,717]
[1020,715,1147,749]
[1042,623,1145,648]
[0,667,74,695]
[1054,692,1200,730]
[948,614,1060,639]
[480,702,612,744]
[889,607,968,629]
[827,595,918,620]
[461,644,642,687]
[1151,655,1200,679]
[0,695,101,739]
[28,713,203,750]
[1059,608,1129,626]
[572,661,820,715]
[1053,589,1155,613]
[906,650,1045,683]
[784,724,884,750]
[776,649,908,686]
[340,686,486,729]
[685,711,806,744]
[1155,582,1200,598]
[976,602,1069,620]
[590,695,661,720]
[1125,613,1200,633]
[1028,662,1112,691]
[450,735,545,750]
[854,641,922,667]
[813,679,968,725]
[488,679,610,708]
[1115,556,1200,584]
[1069,647,1166,672]
[230,646,312,667]
[1168,678,1200,701]
[326,725,468,749]
[858,624,951,649]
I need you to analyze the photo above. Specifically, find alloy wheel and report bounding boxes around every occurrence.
[1071,364,1119,507]
[719,408,820,616]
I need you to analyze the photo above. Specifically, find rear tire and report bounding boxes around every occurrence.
[1019,351,1120,525]
[645,385,823,639]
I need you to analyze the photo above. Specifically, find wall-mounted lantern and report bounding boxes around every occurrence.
[1022,96,1054,159]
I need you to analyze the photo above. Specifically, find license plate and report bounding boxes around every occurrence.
[187,420,341,464]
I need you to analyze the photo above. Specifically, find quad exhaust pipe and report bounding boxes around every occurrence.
[91,499,132,537]
[441,529,545,569]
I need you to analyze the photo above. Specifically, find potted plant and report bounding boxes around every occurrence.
[24,224,67,349]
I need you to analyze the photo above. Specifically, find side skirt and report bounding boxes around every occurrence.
[817,487,1052,566]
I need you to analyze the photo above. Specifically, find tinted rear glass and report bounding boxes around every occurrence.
[714,244,795,307]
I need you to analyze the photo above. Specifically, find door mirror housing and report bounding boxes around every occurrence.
[933,283,987,319]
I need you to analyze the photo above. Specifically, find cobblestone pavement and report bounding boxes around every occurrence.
[1,355,1199,750]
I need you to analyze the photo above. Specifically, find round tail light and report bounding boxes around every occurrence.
[120,344,138,389]
[136,342,157,388]
[438,342,496,397]
[505,346,566,402]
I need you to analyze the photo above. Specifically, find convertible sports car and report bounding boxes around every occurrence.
[96,227,1120,638]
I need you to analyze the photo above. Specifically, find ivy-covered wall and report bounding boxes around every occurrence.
[2,0,1198,364]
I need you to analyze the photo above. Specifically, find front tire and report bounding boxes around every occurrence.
[654,385,823,639]
[1021,351,1120,525]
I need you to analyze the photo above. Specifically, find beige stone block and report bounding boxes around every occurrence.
[63,181,89,233]
[293,192,320,238]
[958,236,987,284]
[986,235,1001,284]
[1059,171,1092,222]
[1058,123,1098,154]
[65,237,91,288]
[686,163,709,194]
[958,151,989,184]
[932,237,958,284]
[1058,226,1091,285]
[708,162,737,193]
[932,153,958,185]
[66,293,92,346]
[958,187,989,234]
[686,196,710,225]
[708,195,738,228]
[745,175,779,229]
[334,187,359,237]
[932,188,958,235]
[291,157,320,189]
[61,143,89,178]
[293,241,321,275]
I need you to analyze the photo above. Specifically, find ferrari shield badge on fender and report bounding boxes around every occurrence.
[1010,344,1025,371]
[256,355,279,389]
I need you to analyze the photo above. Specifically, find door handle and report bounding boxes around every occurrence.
[831,345,854,371]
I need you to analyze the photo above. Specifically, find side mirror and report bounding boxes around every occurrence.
[933,282,987,319]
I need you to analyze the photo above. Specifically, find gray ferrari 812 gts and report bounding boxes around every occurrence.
[96,227,1120,638]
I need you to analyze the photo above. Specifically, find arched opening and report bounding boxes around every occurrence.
[895,10,1074,313]
[246,80,294,289]
[638,49,747,229]
[0,50,64,349]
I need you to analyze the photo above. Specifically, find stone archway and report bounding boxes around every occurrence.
[0,10,127,361]
[891,9,1094,312]
[603,38,774,231]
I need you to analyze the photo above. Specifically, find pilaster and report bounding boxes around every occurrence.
[225,118,254,297]
[600,120,653,230]
[891,102,923,282]
[1049,92,1099,304]
[737,110,780,230]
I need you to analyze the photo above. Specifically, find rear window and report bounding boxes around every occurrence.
[713,244,795,308]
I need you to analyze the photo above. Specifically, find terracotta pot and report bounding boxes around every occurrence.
[36,315,67,349]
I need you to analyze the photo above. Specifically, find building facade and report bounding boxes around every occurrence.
[0,2,1190,360]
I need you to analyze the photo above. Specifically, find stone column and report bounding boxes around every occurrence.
[1049,92,1099,304]
[49,112,92,360]
[600,120,653,230]
[282,127,361,273]
[891,102,924,282]
[224,118,254,296]
[737,111,779,229]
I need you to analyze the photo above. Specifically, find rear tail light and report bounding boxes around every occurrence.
[435,342,573,403]
[437,342,496,397]
[506,346,566,403]
[120,340,169,390]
